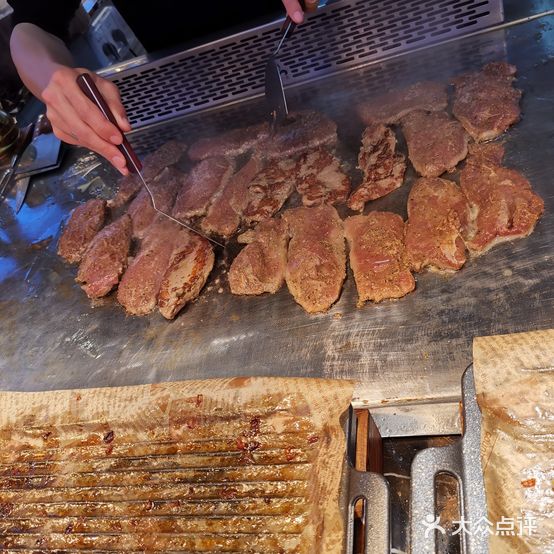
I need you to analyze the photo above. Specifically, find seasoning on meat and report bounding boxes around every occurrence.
[295,147,351,207]
[283,205,346,313]
[76,215,132,298]
[452,61,521,142]
[241,158,296,224]
[347,124,406,211]
[460,143,544,253]
[405,177,470,272]
[109,140,186,208]
[188,122,269,161]
[158,233,214,320]
[57,198,107,264]
[127,166,184,239]
[201,156,264,238]
[172,157,234,220]
[357,81,447,124]
[401,110,469,177]
[117,219,180,315]
[344,212,415,305]
[228,218,289,295]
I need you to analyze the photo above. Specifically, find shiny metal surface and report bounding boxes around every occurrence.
[0,16,553,423]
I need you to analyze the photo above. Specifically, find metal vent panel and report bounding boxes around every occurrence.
[110,0,503,129]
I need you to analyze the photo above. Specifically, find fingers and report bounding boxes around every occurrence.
[282,0,304,23]
[93,75,132,133]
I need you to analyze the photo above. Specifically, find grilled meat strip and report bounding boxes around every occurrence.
[158,233,214,320]
[452,62,521,142]
[283,205,346,313]
[228,218,289,295]
[460,143,544,254]
[401,110,469,177]
[295,147,351,207]
[57,198,107,264]
[76,215,132,298]
[347,124,406,211]
[405,177,470,272]
[172,157,234,220]
[109,140,186,209]
[200,157,264,238]
[357,81,447,125]
[127,166,184,239]
[344,212,415,305]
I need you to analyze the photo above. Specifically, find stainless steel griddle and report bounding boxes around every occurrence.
[0,3,553,437]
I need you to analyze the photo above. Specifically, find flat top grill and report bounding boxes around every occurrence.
[0,12,552,418]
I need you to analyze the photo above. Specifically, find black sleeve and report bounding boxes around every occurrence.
[8,0,81,42]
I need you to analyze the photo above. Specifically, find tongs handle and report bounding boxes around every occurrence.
[276,0,317,52]
[76,73,142,173]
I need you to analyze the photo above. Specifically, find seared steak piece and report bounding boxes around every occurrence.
[257,111,338,160]
[452,62,521,141]
[76,215,132,298]
[117,219,180,315]
[344,212,415,305]
[158,233,214,320]
[401,110,469,177]
[127,166,184,239]
[228,219,289,295]
[295,147,351,207]
[357,81,447,124]
[241,158,296,225]
[172,157,234,220]
[347,124,406,211]
[405,177,470,272]
[58,198,107,264]
[109,140,186,208]
[188,123,269,161]
[460,143,544,253]
[201,157,264,238]
[283,205,346,313]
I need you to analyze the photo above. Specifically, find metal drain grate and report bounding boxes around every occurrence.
[109,0,503,130]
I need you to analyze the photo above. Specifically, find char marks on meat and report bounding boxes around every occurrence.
[158,233,214,320]
[117,220,180,315]
[283,205,346,313]
[201,157,264,238]
[188,123,269,161]
[401,110,469,177]
[405,177,470,272]
[172,157,234,220]
[76,215,132,298]
[295,147,351,207]
[228,219,289,295]
[344,212,415,305]
[58,198,107,264]
[357,81,447,124]
[460,143,544,253]
[347,124,406,211]
[241,158,296,224]
[109,140,186,208]
[452,62,521,142]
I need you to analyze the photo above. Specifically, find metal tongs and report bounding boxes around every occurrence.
[76,73,223,247]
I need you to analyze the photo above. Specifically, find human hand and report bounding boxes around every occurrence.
[281,0,319,24]
[41,66,132,175]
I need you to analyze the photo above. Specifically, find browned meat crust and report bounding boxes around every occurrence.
[401,110,469,177]
[157,233,214,320]
[57,198,107,264]
[228,219,289,295]
[283,205,346,313]
[460,143,544,253]
[172,157,234,220]
[452,62,521,142]
[76,215,132,298]
[344,212,415,305]
[295,148,351,207]
[357,81,447,124]
[405,177,470,272]
[347,124,406,211]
